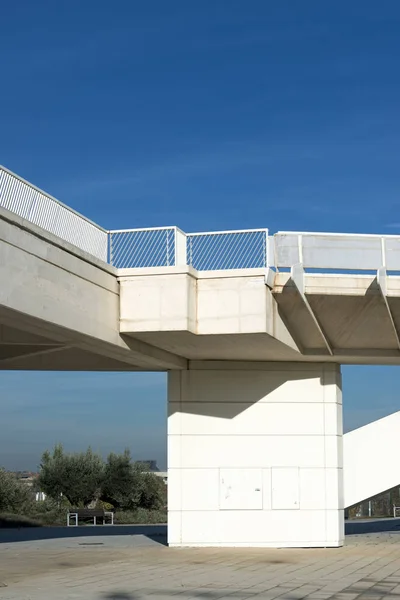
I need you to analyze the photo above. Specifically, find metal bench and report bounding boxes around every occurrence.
[67,508,114,526]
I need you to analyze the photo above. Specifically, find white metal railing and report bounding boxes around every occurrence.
[0,166,108,262]
[109,229,400,271]
[272,232,400,272]
[109,227,269,269]
[3,165,400,274]
[109,227,182,268]
[187,229,268,270]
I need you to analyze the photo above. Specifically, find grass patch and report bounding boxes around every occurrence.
[114,508,167,525]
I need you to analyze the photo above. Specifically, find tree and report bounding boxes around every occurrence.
[136,469,165,510]
[101,449,136,509]
[101,450,164,510]
[0,469,32,513]
[38,444,104,507]
[38,444,164,511]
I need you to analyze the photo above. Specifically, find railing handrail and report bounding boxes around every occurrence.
[109,226,268,237]
[271,231,400,271]
[0,165,107,233]
[109,225,177,234]
[5,166,400,272]
[276,230,400,239]
[187,227,268,237]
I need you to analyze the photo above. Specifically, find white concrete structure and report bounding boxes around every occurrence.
[0,207,184,372]
[344,411,400,509]
[168,363,343,547]
[1,165,400,549]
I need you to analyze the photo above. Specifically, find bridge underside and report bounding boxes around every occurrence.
[272,272,400,364]
[0,312,142,371]
[117,268,400,366]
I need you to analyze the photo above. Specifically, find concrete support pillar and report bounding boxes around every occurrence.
[168,362,343,548]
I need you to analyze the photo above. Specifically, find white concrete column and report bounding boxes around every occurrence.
[168,362,343,548]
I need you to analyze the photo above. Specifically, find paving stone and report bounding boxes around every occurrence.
[2,532,400,600]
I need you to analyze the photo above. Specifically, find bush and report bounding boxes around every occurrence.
[25,498,67,526]
[114,508,167,524]
[0,469,33,513]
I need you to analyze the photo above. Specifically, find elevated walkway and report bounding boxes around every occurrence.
[0,206,184,371]
[2,164,400,549]
[3,164,400,367]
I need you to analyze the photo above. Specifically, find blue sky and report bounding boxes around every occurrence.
[1,1,400,470]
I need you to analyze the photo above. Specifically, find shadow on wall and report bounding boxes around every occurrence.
[168,368,335,419]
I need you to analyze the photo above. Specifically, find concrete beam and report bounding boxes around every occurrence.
[0,345,68,366]
[0,346,146,371]
[0,305,186,371]
[376,267,400,350]
[290,264,333,356]
[0,325,61,346]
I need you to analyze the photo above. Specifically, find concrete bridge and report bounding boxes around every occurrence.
[1,164,399,548]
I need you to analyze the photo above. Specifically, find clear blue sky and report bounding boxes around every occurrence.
[1,0,400,470]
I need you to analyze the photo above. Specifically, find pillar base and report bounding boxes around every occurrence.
[168,362,344,548]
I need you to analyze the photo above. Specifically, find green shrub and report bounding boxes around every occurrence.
[114,508,167,524]
[26,498,67,526]
[0,469,33,513]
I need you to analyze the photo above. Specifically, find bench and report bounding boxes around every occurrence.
[67,508,114,526]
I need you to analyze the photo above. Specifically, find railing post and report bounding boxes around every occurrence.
[381,237,386,268]
[188,235,193,267]
[109,232,114,266]
[264,229,269,268]
[174,228,187,267]
[267,235,275,269]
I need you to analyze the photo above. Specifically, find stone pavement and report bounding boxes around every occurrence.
[2,529,400,600]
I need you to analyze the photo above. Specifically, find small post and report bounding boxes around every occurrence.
[109,232,114,266]
[298,234,303,264]
[174,228,187,267]
[263,229,268,268]
[381,237,386,268]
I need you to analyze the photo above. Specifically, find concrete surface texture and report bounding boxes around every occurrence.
[168,363,343,548]
[0,208,184,372]
[2,527,400,600]
[119,267,400,366]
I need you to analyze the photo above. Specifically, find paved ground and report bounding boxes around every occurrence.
[2,525,400,600]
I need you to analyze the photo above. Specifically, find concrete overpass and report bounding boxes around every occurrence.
[1,164,400,549]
